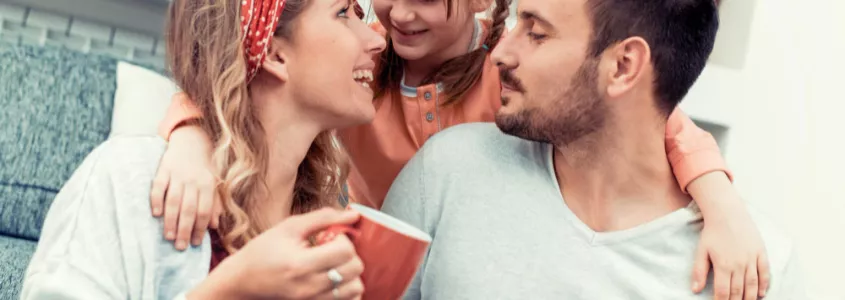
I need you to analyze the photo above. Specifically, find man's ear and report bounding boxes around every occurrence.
[470,0,494,14]
[261,42,290,83]
[603,37,650,98]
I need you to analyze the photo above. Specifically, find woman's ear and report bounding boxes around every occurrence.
[261,42,290,83]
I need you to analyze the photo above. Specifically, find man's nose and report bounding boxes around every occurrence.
[490,33,517,70]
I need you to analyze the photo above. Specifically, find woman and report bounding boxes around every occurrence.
[21,0,386,298]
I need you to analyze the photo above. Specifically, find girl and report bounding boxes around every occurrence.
[22,0,385,298]
[153,0,769,297]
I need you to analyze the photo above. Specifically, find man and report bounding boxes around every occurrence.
[381,0,802,299]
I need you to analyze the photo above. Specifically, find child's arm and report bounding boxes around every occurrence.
[666,108,770,299]
[150,93,219,251]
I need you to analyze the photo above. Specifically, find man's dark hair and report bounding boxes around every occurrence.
[585,0,719,115]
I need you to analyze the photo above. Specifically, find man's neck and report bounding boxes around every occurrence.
[553,115,691,232]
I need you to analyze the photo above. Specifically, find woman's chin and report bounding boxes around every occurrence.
[333,104,375,129]
[353,89,376,116]
[353,104,376,125]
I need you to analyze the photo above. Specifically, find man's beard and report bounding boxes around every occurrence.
[495,59,607,146]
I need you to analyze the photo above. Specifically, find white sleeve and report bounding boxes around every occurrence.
[21,137,211,300]
[20,145,130,299]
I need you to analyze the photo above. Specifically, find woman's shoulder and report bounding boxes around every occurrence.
[25,136,208,300]
[43,135,168,229]
[48,135,168,230]
[93,135,167,161]
[84,136,167,179]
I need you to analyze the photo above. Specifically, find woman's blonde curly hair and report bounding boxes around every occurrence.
[165,0,348,253]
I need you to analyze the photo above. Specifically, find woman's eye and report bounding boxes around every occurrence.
[338,6,350,18]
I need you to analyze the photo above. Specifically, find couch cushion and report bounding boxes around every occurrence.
[0,235,37,299]
[0,42,117,240]
[110,61,178,137]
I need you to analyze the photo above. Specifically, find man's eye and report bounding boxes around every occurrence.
[527,32,547,41]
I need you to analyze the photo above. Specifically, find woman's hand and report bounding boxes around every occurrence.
[150,125,220,250]
[688,172,770,300]
[188,208,365,300]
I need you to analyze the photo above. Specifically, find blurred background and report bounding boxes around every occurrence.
[0,0,843,299]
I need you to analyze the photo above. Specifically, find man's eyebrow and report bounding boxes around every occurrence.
[520,10,556,31]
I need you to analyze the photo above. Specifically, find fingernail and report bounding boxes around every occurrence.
[691,281,699,291]
[166,231,175,240]
[152,208,161,216]
[192,238,202,246]
[175,240,187,250]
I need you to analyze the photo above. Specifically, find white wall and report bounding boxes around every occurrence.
[685,1,844,299]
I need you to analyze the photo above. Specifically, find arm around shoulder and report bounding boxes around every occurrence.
[664,108,732,192]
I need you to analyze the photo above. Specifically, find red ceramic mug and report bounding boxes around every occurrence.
[315,203,432,300]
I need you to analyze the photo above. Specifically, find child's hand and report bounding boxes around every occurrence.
[688,172,770,300]
[694,208,770,300]
[150,125,220,250]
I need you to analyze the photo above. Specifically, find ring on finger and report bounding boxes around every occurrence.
[332,287,340,300]
[327,268,343,287]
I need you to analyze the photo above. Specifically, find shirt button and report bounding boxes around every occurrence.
[424,92,432,101]
[425,112,434,122]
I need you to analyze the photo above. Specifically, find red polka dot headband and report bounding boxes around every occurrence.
[241,0,287,81]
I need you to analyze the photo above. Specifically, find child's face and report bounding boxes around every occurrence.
[374,0,477,62]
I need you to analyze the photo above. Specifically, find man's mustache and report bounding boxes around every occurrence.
[500,71,525,93]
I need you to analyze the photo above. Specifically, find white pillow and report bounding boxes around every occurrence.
[109,61,180,137]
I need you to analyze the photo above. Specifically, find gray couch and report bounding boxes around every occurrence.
[0,42,121,299]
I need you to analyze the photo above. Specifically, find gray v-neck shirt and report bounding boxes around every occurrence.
[382,122,803,300]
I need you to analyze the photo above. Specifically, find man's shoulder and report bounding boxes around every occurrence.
[430,122,502,141]
[424,122,542,163]
[746,206,796,276]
